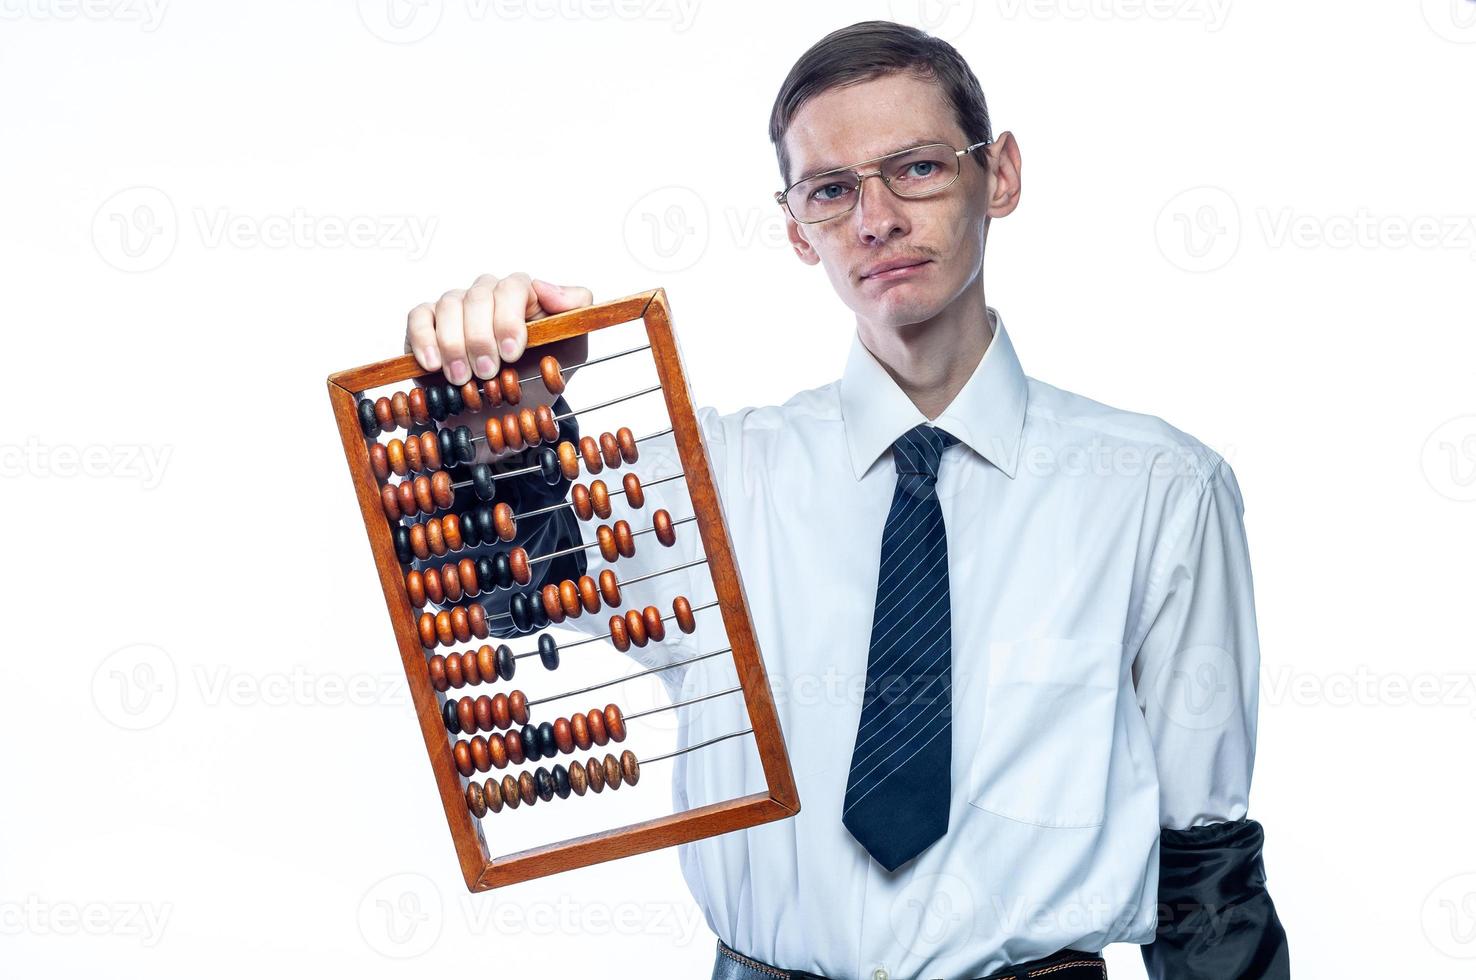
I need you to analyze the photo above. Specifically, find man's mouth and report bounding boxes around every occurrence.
[861,258,930,281]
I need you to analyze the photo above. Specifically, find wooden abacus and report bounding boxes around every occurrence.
[326,288,799,891]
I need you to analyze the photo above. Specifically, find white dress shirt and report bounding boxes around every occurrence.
[553,306,1260,979]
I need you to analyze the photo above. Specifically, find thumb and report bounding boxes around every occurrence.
[530,279,593,317]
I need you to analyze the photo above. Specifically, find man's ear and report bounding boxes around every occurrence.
[785,216,822,266]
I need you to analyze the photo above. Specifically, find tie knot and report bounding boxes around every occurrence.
[892,424,957,481]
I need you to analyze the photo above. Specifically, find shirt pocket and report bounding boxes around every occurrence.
[965,637,1123,829]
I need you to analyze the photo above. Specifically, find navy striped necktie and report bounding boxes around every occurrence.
[842,423,959,871]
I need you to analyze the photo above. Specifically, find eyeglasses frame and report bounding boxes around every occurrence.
[773,138,994,225]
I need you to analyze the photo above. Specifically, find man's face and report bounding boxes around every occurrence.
[780,72,1010,333]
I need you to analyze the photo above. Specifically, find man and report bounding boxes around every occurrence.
[403,20,1288,980]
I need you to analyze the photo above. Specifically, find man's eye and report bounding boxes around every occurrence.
[903,160,942,179]
[811,183,851,202]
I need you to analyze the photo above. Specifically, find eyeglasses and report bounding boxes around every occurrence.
[774,139,992,225]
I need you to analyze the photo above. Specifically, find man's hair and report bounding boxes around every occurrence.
[768,20,993,187]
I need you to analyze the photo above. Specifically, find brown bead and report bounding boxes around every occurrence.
[599,431,621,468]
[501,412,524,452]
[616,427,638,463]
[508,548,530,586]
[481,377,503,410]
[431,471,454,509]
[419,430,441,472]
[499,366,521,405]
[598,569,620,607]
[466,780,487,817]
[442,514,463,552]
[577,575,600,614]
[652,509,674,547]
[411,475,432,514]
[408,523,429,561]
[644,605,666,642]
[571,712,591,750]
[590,479,611,519]
[608,615,629,652]
[452,740,473,777]
[571,483,592,521]
[381,484,403,521]
[558,440,581,479]
[386,439,406,476]
[535,404,558,444]
[444,651,465,687]
[434,610,454,648]
[579,436,602,474]
[468,603,488,639]
[403,435,422,474]
[621,749,640,786]
[370,442,390,481]
[470,736,491,772]
[409,387,429,425]
[426,519,446,557]
[518,407,539,447]
[615,519,636,558]
[483,776,504,813]
[459,650,480,685]
[457,696,476,733]
[459,558,479,597]
[625,610,648,647]
[596,524,617,563]
[540,355,564,394]
[487,733,508,769]
[474,695,494,732]
[427,655,448,691]
[541,584,565,624]
[567,759,587,795]
[441,564,462,603]
[417,613,437,648]
[587,708,608,746]
[391,390,412,429]
[490,692,510,729]
[585,755,606,792]
[501,774,520,809]
[505,729,526,766]
[603,753,622,789]
[406,570,426,608]
[395,480,417,518]
[673,595,696,633]
[559,579,581,618]
[423,568,443,606]
[518,770,536,805]
[484,415,506,454]
[604,704,626,742]
[509,689,529,725]
[476,644,496,682]
[553,717,574,754]
[374,397,394,431]
[493,503,516,542]
[623,472,644,509]
[449,607,470,644]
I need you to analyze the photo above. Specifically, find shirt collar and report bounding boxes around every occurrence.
[838,306,1028,481]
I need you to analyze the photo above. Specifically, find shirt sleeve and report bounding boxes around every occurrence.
[1129,456,1290,978]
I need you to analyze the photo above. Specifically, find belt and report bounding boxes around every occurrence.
[713,938,1107,980]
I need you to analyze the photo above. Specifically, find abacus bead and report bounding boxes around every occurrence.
[453,741,473,777]
[404,523,426,561]
[529,598,548,631]
[425,384,446,421]
[496,643,516,681]
[484,777,504,813]
[418,613,437,648]
[431,471,454,509]
[442,700,460,733]
[519,771,537,805]
[502,774,521,809]
[558,440,581,479]
[427,655,448,691]
[538,447,560,486]
[615,519,636,557]
[608,615,630,652]
[577,575,599,614]
[420,431,441,472]
[488,733,508,769]
[433,611,455,649]
[520,723,541,762]
[444,382,463,416]
[437,428,455,467]
[393,526,413,564]
[553,717,574,754]
[552,764,571,799]
[370,442,390,480]
[450,606,471,643]
[571,712,591,750]
[474,695,494,732]
[644,605,666,642]
[510,689,529,725]
[501,413,524,452]
[586,755,606,792]
[384,391,408,430]
[621,749,640,785]
[505,730,526,765]
[653,509,674,547]
[509,548,530,586]
[408,387,429,425]
[468,603,489,639]
[599,432,621,468]
[466,781,487,817]
[541,584,565,623]
[490,692,510,729]
[517,408,539,447]
[459,558,479,596]
[534,767,554,802]
[571,483,593,520]
[674,596,696,633]
[625,610,648,647]
[374,397,394,431]
[404,435,423,474]
[499,367,521,405]
[535,404,558,444]
[459,380,482,413]
[405,477,427,515]
[579,436,602,474]
[568,760,588,795]
[406,570,426,607]
[456,696,476,733]
[493,552,513,589]
[425,568,445,606]
[484,416,506,454]
[381,484,402,521]
[623,472,644,508]
[540,355,564,394]
[443,515,463,552]
[509,592,532,632]
[596,524,617,562]
[459,650,480,685]
[463,508,486,547]
[481,378,503,409]
[605,704,626,742]
[441,564,462,603]
[476,644,497,683]
[603,753,622,789]
[616,427,638,463]
[357,398,380,437]
[443,649,464,687]
[425,520,446,557]
[536,721,557,757]
[559,580,581,618]
[452,425,474,464]
[590,479,611,519]
[493,503,515,542]
[470,736,491,772]
[587,709,608,745]
[538,633,560,671]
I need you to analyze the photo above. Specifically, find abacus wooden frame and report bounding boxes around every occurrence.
[326,288,799,892]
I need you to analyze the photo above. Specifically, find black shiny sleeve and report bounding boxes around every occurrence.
[1141,817,1290,979]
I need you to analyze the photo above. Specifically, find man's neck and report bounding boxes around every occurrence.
[855,285,994,420]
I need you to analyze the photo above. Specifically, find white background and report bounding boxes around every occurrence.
[2,1,1474,976]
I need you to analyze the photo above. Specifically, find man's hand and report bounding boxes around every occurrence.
[405,272,593,386]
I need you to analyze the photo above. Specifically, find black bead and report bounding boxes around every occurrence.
[473,504,496,536]
[357,399,380,437]
[552,764,571,799]
[460,511,482,548]
[538,633,560,671]
[442,701,460,734]
[537,721,556,757]
[470,464,495,501]
[444,382,463,416]
[437,428,456,468]
[520,724,542,762]
[475,557,496,594]
[493,552,513,590]
[425,384,446,421]
[393,526,413,565]
[534,766,554,802]
[530,599,549,630]
[539,447,560,486]
[496,644,515,681]
[509,592,532,632]
[453,426,475,464]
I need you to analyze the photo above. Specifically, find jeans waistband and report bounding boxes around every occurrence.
[712,938,1106,980]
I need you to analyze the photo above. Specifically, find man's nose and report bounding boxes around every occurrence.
[854,170,906,242]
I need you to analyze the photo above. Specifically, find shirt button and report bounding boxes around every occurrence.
[872,969,888,980]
